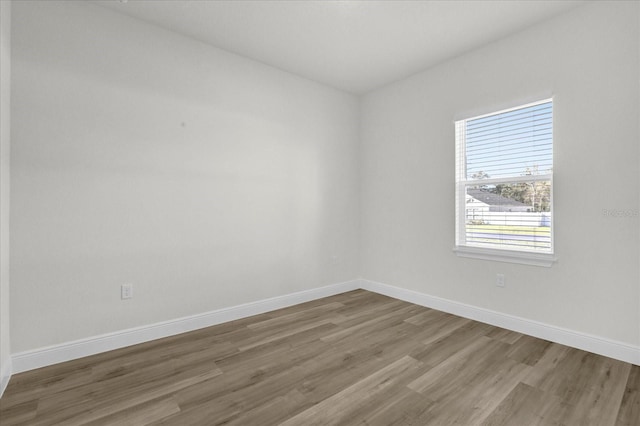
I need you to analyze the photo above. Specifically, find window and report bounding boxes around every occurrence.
[454,99,555,267]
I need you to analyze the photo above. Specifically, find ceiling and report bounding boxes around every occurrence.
[94,0,585,94]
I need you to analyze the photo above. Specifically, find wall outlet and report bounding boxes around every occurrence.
[121,283,133,299]
[496,274,505,288]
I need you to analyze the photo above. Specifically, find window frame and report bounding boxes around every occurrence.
[454,98,556,267]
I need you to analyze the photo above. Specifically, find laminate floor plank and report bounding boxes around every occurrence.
[479,382,567,426]
[214,324,336,372]
[410,320,494,367]
[246,302,346,331]
[319,303,423,344]
[616,365,640,426]
[360,387,433,426]
[293,322,437,406]
[83,396,180,426]
[278,355,424,426]
[408,335,530,418]
[506,334,554,366]
[154,342,350,424]
[404,307,453,326]
[0,400,38,425]
[1,289,637,426]
[0,366,95,409]
[560,357,630,426]
[222,388,308,426]
[486,327,525,344]
[521,342,572,388]
[167,335,345,422]
[31,369,221,426]
[417,314,472,346]
[35,354,219,418]
[329,299,408,328]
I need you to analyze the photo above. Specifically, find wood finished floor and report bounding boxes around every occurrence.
[0,290,638,425]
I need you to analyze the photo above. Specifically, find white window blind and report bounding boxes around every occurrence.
[455,99,554,261]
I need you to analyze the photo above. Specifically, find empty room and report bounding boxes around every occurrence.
[0,0,639,424]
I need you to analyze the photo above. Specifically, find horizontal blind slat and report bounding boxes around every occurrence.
[457,99,553,254]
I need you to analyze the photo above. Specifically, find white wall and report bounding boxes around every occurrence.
[7,0,639,368]
[1,0,12,392]
[361,1,640,346]
[10,1,359,353]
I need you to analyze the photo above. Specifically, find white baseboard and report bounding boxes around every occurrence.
[359,278,640,366]
[8,277,639,378]
[0,358,11,397]
[11,280,360,374]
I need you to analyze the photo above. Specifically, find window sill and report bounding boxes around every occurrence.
[453,246,556,267]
